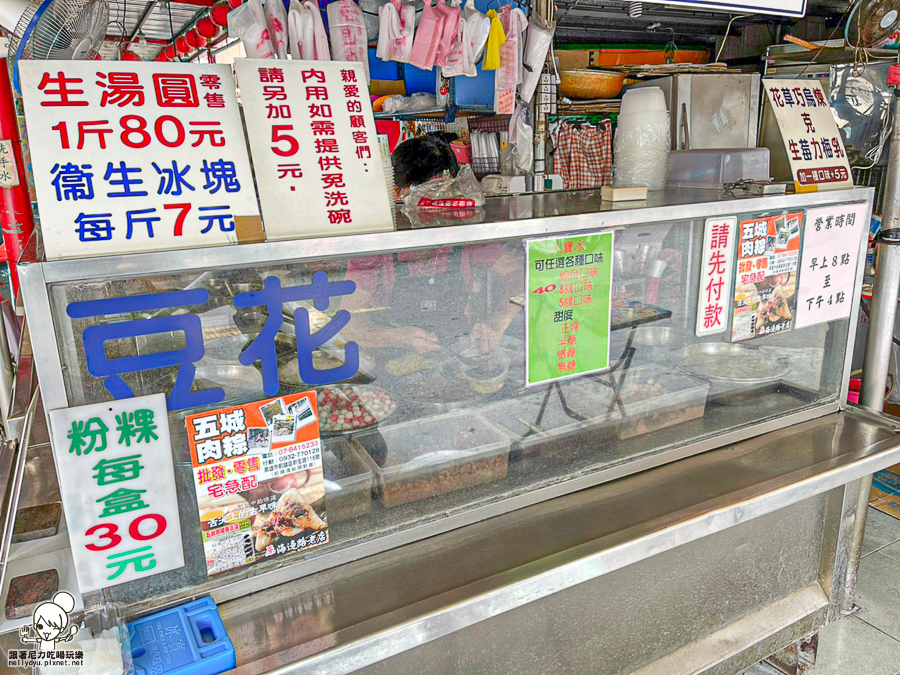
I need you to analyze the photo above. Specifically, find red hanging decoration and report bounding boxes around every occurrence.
[156,49,171,61]
[228,0,243,7]
[164,44,177,59]
[197,16,219,39]
[175,36,191,54]
[186,29,206,49]
[121,49,141,61]
[211,1,231,26]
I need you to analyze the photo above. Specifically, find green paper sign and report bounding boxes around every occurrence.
[526,232,614,386]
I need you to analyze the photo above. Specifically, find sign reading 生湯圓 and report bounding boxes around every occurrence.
[18,61,260,260]
[763,79,852,193]
[794,203,867,329]
[184,391,328,576]
[732,211,804,342]
[234,59,393,240]
[47,394,184,593]
[526,232,614,386]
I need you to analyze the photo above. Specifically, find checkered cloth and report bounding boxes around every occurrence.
[553,119,613,190]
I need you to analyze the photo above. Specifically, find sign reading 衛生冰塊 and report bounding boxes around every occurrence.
[794,203,867,329]
[233,59,393,240]
[18,61,260,260]
[47,394,184,593]
[526,232,614,386]
[763,79,852,193]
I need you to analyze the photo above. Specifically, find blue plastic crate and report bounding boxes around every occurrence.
[404,64,437,95]
[453,64,495,107]
[368,46,401,81]
[128,597,235,675]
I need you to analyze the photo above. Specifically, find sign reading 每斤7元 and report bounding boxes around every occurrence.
[18,61,260,260]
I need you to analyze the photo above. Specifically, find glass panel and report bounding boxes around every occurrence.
[47,213,850,608]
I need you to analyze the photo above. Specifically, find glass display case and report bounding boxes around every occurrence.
[16,186,872,614]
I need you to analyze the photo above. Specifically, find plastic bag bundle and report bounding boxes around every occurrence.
[403,165,485,208]
[509,104,533,173]
[228,0,276,58]
[288,0,330,60]
[519,16,553,103]
[493,5,527,113]
[264,0,289,58]
[376,0,415,63]
[465,1,490,62]
[328,0,371,81]
[443,0,487,77]
[408,0,445,70]
[482,9,506,70]
[433,0,461,68]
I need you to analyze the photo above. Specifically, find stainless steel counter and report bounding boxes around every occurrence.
[219,407,900,674]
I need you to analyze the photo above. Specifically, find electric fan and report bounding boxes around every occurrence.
[846,0,900,48]
[0,0,109,92]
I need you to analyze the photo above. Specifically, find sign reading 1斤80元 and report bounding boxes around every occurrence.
[18,61,260,260]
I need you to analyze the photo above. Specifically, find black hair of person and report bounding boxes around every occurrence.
[392,134,460,188]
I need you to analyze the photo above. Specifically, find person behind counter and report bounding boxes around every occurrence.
[341,134,522,355]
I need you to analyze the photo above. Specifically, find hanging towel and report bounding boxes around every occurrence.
[376,0,414,63]
[433,0,461,68]
[483,9,506,71]
[408,0,445,70]
[553,120,613,189]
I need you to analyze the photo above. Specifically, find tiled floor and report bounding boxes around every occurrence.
[784,508,900,674]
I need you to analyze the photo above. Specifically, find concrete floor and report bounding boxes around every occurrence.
[744,507,900,675]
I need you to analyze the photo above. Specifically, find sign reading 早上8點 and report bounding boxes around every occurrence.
[18,61,260,260]
[47,394,183,593]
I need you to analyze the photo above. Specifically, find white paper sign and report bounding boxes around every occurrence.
[763,80,852,193]
[794,203,866,329]
[48,394,184,593]
[19,61,260,260]
[696,216,736,336]
[641,0,804,16]
[0,140,19,187]
[234,59,393,240]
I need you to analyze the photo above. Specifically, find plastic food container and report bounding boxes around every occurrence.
[567,365,709,439]
[321,439,373,521]
[480,385,614,457]
[353,410,510,508]
[666,148,770,189]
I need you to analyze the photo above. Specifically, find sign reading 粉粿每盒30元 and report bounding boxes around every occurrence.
[18,61,260,260]
[47,394,184,592]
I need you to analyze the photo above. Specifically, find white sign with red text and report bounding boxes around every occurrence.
[19,61,259,260]
[795,203,867,329]
[763,80,852,193]
[234,59,393,240]
[696,216,736,336]
[47,394,184,593]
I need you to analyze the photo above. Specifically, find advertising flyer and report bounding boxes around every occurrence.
[732,211,804,342]
[185,392,327,576]
[525,231,614,386]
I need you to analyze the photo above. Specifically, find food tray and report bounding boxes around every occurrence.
[563,365,709,439]
[479,385,614,457]
[352,410,511,508]
[316,385,399,435]
[321,439,373,521]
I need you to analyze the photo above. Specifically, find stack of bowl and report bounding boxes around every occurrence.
[613,87,670,190]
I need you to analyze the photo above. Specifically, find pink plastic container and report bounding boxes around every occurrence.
[450,138,472,163]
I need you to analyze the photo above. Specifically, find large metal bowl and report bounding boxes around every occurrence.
[676,343,791,385]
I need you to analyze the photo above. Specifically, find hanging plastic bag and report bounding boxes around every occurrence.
[377,0,415,63]
[305,0,331,59]
[494,5,527,113]
[408,0,445,70]
[289,0,330,60]
[264,0,289,58]
[519,16,553,103]
[509,104,533,173]
[464,1,490,62]
[328,0,370,81]
[482,9,506,71]
[433,0,461,68]
[228,0,276,58]
[443,0,481,77]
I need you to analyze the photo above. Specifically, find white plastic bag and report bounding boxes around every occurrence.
[264,0,289,58]
[464,0,490,62]
[328,0,370,82]
[510,104,533,173]
[519,16,553,103]
[228,0,275,58]
[289,0,330,59]
[376,0,415,63]
[443,0,482,77]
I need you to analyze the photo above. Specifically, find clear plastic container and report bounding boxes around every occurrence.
[666,148,770,189]
[479,384,614,457]
[619,86,667,115]
[353,410,510,508]
[322,439,374,521]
